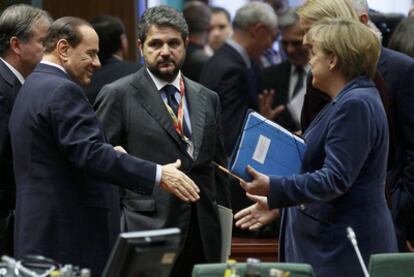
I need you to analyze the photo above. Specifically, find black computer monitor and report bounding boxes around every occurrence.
[102,228,181,277]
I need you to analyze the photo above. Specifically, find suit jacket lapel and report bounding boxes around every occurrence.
[130,68,183,148]
[0,60,16,87]
[184,78,206,161]
[0,59,21,97]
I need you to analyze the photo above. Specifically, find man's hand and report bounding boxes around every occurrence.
[259,89,285,121]
[239,166,270,196]
[234,193,279,230]
[161,159,200,202]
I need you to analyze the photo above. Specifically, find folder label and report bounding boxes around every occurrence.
[253,135,271,164]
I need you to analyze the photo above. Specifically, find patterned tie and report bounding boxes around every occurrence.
[163,84,191,139]
[164,85,179,115]
[292,66,305,99]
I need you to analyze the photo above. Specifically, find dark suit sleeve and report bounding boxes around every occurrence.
[0,86,12,159]
[0,82,16,211]
[212,92,231,208]
[268,98,372,208]
[394,63,414,214]
[201,67,248,156]
[94,83,124,145]
[50,82,156,195]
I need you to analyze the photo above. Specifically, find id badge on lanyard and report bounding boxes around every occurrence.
[164,78,194,158]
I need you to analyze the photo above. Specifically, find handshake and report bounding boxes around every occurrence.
[160,159,200,203]
[114,146,199,203]
[234,165,280,231]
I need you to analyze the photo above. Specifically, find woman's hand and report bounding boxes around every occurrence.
[239,166,270,196]
[234,193,279,230]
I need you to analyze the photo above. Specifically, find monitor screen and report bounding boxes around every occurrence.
[102,228,181,277]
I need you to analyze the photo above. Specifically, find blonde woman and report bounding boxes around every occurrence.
[235,18,397,277]
[298,0,414,253]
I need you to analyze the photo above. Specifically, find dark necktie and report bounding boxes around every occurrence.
[163,85,191,139]
[292,66,305,99]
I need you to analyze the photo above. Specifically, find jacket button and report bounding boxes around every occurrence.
[299,204,305,210]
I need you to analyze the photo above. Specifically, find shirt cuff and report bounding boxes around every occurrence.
[155,164,162,186]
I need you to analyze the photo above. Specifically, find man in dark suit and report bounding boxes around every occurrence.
[200,2,278,157]
[95,6,229,276]
[261,9,310,132]
[379,48,414,251]
[9,17,199,275]
[200,2,278,218]
[0,4,51,256]
[181,1,211,82]
[84,15,140,104]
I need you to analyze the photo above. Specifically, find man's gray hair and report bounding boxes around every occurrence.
[137,5,188,44]
[347,0,381,40]
[348,0,369,15]
[233,2,278,32]
[278,8,300,29]
[0,4,52,56]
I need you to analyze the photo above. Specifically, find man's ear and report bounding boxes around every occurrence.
[120,33,128,59]
[251,22,264,38]
[359,13,369,25]
[56,39,70,62]
[9,36,21,55]
[184,37,189,48]
[137,39,143,56]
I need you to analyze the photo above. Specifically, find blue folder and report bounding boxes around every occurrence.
[230,111,307,181]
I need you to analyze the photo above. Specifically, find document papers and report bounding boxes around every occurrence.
[230,111,306,181]
[218,204,233,262]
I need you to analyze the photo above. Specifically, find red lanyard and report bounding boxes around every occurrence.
[164,77,190,142]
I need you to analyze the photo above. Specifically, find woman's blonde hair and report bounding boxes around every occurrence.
[297,0,358,23]
[305,18,380,80]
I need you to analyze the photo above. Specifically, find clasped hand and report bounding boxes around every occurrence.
[234,166,279,230]
[112,146,200,203]
[161,159,200,203]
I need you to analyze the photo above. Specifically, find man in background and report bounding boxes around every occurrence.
[200,1,278,223]
[201,1,278,157]
[0,4,51,256]
[261,0,290,67]
[182,1,211,82]
[205,7,232,56]
[84,15,140,104]
[261,9,310,132]
[95,6,229,276]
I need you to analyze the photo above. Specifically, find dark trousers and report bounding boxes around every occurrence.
[169,205,206,277]
[0,211,13,256]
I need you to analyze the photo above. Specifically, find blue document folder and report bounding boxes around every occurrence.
[230,111,307,181]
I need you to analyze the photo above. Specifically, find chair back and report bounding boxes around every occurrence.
[369,253,414,277]
[192,262,314,277]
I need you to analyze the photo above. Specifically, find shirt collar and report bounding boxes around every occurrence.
[0,58,25,84]
[146,68,182,92]
[40,60,68,75]
[226,39,251,69]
